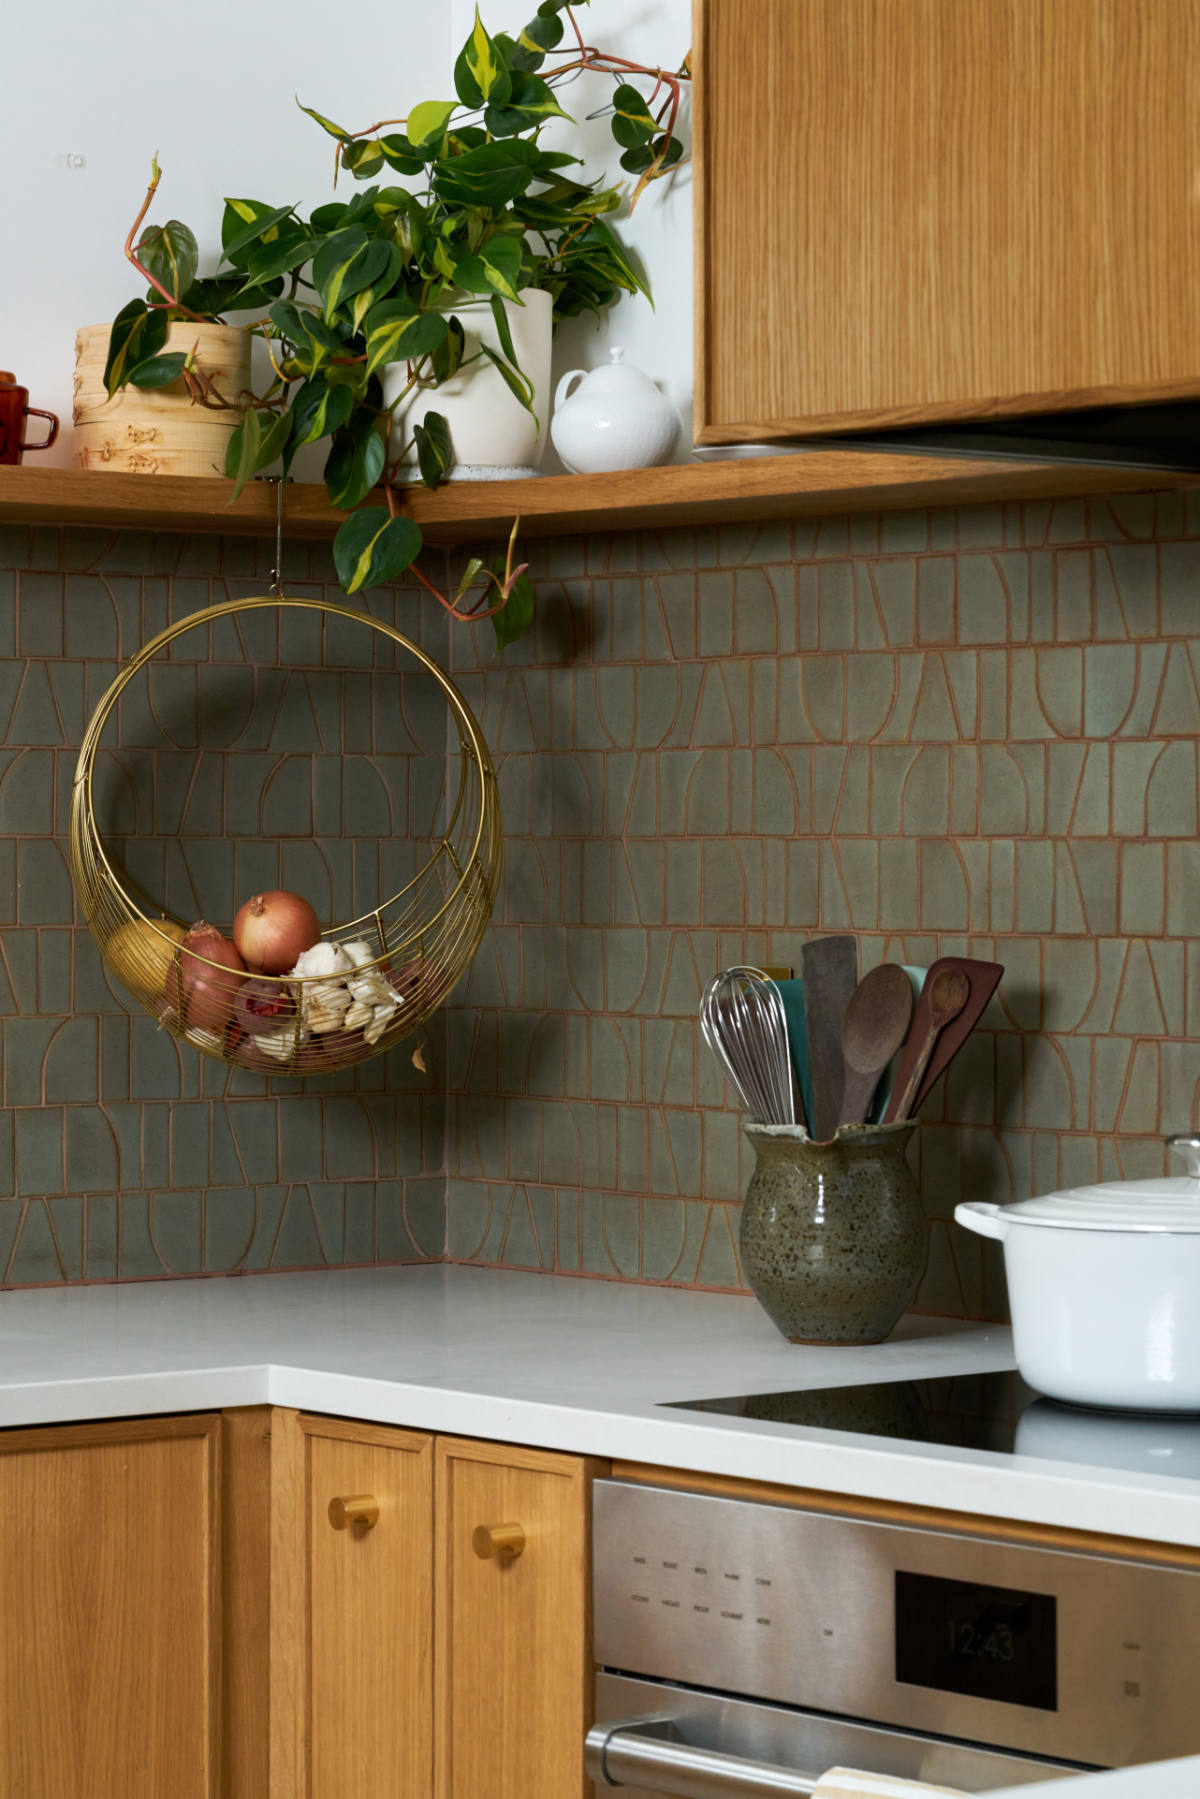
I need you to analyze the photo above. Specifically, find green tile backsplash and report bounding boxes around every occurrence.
[3,489,1199,1317]
[440,490,1200,1320]
[0,525,447,1284]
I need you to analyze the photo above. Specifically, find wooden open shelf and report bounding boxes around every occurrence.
[0,455,1193,547]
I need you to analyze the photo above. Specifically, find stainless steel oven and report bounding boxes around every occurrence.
[587,1480,1200,1796]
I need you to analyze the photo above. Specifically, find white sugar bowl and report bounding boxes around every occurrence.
[550,347,680,474]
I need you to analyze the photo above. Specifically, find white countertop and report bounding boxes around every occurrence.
[2,1264,1197,1797]
[3,1263,1200,1546]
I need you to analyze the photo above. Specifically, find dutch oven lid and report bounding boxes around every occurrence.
[1007,1137,1200,1233]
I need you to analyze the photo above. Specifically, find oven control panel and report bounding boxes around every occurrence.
[593,1480,1200,1769]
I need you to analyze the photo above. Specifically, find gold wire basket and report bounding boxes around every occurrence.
[70,593,501,1076]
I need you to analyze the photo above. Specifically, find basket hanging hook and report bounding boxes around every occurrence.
[258,474,291,597]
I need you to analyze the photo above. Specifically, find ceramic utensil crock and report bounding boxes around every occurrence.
[740,1122,926,1344]
[549,347,680,473]
[956,1134,1200,1411]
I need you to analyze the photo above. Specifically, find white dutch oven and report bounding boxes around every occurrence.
[956,1136,1200,1412]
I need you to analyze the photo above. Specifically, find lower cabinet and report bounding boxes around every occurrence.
[0,1407,597,1799]
[435,1436,596,1799]
[0,1414,221,1799]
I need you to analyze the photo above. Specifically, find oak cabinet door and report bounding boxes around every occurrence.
[0,1414,220,1799]
[300,1415,434,1799]
[696,0,1200,442]
[435,1437,594,1799]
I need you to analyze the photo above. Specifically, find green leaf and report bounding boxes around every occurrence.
[324,415,387,509]
[431,316,466,382]
[609,82,657,149]
[454,556,486,603]
[481,344,536,416]
[455,7,511,107]
[310,200,350,234]
[407,99,458,150]
[296,99,353,140]
[453,234,522,302]
[432,238,458,283]
[222,201,296,265]
[484,69,572,136]
[492,568,534,653]
[312,229,396,316]
[341,139,385,180]
[377,133,425,175]
[225,406,262,501]
[333,507,423,593]
[103,300,168,396]
[489,293,518,367]
[619,144,655,174]
[137,220,199,303]
[563,220,652,303]
[431,139,540,208]
[510,7,563,70]
[413,411,452,487]
[128,351,188,389]
[253,407,296,476]
[365,299,448,377]
[172,271,283,317]
[288,377,355,448]
[267,299,348,371]
[243,223,315,284]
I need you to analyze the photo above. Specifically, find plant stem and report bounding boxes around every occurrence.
[124,159,211,323]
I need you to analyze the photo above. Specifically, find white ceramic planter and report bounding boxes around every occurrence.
[382,288,552,480]
[956,1136,1200,1412]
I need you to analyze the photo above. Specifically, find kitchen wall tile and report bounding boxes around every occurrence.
[7,506,1199,1310]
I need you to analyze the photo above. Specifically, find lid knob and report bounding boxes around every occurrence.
[1167,1135,1200,1178]
[608,347,625,363]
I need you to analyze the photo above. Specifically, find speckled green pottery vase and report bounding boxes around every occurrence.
[739,1122,927,1345]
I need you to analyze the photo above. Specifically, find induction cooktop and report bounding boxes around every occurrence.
[665,1372,1200,1483]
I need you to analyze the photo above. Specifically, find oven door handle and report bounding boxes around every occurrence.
[586,1717,819,1799]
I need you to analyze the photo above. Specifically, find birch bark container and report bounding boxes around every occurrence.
[73,323,251,476]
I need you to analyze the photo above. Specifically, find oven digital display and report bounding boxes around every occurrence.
[895,1571,1057,1712]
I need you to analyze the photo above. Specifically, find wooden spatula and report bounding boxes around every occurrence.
[838,964,915,1127]
[800,935,858,1141]
[884,967,971,1122]
[906,956,1004,1116]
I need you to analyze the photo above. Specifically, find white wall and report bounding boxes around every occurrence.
[4,2,453,465]
[5,0,693,470]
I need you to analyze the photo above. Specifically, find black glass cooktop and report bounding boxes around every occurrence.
[666,1372,1200,1483]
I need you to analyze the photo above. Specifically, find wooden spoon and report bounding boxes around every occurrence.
[838,964,915,1127]
[887,969,972,1122]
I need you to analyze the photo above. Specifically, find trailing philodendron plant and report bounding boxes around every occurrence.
[103,2,689,649]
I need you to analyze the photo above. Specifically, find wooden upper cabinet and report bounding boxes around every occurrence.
[0,1414,220,1799]
[434,1438,595,1799]
[695,0,1200,441]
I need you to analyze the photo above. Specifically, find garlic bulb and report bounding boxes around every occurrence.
[253,1022,311,1062]
[292,941,351,980]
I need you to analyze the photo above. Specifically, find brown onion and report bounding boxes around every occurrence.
[181,922,246,1032]
[233,889,322,974]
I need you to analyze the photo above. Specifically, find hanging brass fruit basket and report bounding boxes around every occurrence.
[70,593,502,1075]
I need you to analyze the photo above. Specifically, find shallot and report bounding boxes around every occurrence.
[180,922,246,1031]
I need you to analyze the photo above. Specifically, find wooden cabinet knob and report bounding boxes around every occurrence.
[472,1522,525,1561]
[328,1494,380,1531]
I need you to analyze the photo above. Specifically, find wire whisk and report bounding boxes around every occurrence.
[700,966,804,1129]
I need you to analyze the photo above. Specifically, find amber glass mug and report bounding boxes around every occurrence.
[0,373,59,464]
